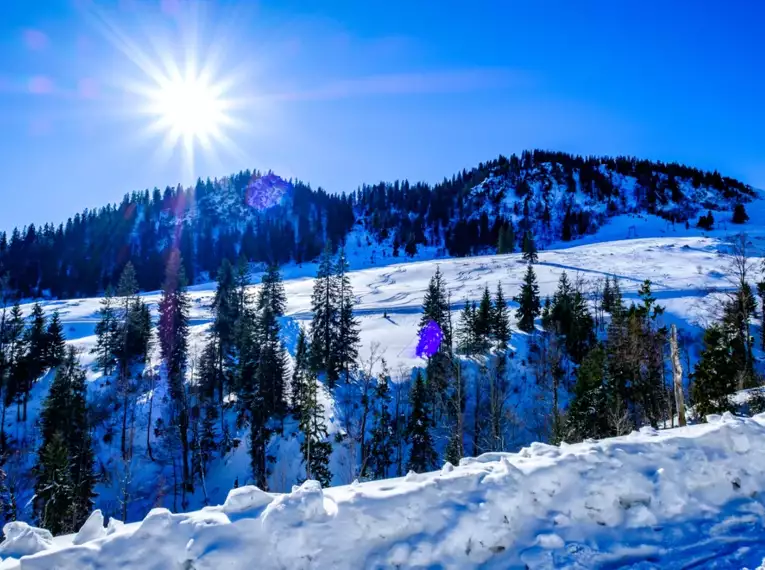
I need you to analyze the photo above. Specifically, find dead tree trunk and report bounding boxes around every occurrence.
[670,325,686,427]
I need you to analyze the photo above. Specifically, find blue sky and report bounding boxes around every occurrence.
[0,0,762,231]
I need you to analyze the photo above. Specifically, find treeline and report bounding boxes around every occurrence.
[0,172,354,299]
[0,152,754,299]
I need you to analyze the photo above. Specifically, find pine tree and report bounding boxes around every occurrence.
[92,287,118,375]
[158,249,192,504]
[34,348,95,535]
[45,311,66,368]
[474,285,493,353]
[522,231,538,264]
[310,242,340,387]
[22,302,48,421]
[456,301,477,356]
[33,432,72,535]
[291,327,310,419]
[257,263,287,316]
[565,345,610,441]
[514,264,541,333]
[732,203,749,224]
[418,266,451,352]
[335,248,360,383]
[367,374,394,480]
[255,304,288,418]
[210,258,239,403]
[406,371,437,473]
[299,368,332,487]
[691,324,738,419]
[491,283,511,351]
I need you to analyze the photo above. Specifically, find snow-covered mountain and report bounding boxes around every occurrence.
[0,153,763,569]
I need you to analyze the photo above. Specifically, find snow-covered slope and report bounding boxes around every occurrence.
[5,412,765,569]
[3,200,764,526]
[2,197,765,569]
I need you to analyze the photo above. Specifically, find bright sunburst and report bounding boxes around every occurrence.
[84,1,257,176]
[147,68,230,152]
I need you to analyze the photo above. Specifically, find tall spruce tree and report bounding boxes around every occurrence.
[158,249,192,504]
[691,323,738,419]
[491,283,511,351]
[474,285,493,353]
[418,266,451,351]
[299,368,332,487]
[92,287,118,375]
[406,370,437,473]
[21,302,49,421]
[257,263,287,316]
[34,347,95,535]
[309,242,340,387]
[367,373,394,480]
[514,264,541,333]
[210,258,239,403]
[291,327,310,419]
[45,311,66,368]
[335,248,360,383]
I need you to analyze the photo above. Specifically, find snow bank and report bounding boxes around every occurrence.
[9,412,765,568]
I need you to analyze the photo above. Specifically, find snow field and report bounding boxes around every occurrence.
[6,412,765,568]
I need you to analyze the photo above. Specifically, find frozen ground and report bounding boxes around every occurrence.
[4,412,765,569]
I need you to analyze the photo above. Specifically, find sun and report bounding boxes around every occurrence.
[149,71,228,149]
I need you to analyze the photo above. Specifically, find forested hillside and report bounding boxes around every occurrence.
[0,150,755,298]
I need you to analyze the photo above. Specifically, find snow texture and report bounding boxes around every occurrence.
[7,412,765,568]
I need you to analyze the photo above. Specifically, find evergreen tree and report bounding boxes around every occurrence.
[45,311,66,368]
[691,323,738,419]
[92,287,118,375]
[721,282,757,389]
[565,345,610,441]
[255,304,288,418]
[34,348,95,535]
[542,272,594,364]
[33,432,72,535]
[491,283,511,351]
[522,231,538,264]
[456,301,477,356]
[291,327,310,419]
[406,371,437,473]
[209,258,239,404]
[21,302,48,421]
[257,263,287,316]
[602,276,624,316]
[474,285,493,353]
[732,203,749,224]
[299,368,332,487]
[367,373,394,480]
[335,248,360,383]
[158,249,192,503]
[514,264,541,333]
[418,266,451,352]
[309,242,340,387]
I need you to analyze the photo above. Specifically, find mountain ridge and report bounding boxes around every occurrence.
[0,150,756,300]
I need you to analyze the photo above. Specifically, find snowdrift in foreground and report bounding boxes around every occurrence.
[7,413,765,569]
